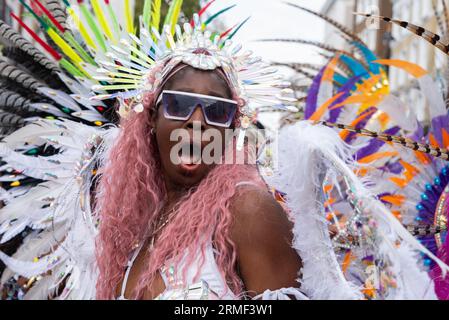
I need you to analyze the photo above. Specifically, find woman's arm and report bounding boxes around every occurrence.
[230,186,303,298]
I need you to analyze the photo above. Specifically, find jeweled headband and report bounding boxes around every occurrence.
[85,6,297,126]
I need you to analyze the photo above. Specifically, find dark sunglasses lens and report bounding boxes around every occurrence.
[162,93,196,119]
[203,100,237,126]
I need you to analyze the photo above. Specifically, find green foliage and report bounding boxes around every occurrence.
[134,0,200,27]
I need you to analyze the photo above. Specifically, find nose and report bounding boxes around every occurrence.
[184,105,207,131]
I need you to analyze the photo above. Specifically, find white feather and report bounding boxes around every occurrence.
[264,121,363,300]
[263,120,444,300]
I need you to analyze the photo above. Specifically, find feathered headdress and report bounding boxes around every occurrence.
[12,0,295,122]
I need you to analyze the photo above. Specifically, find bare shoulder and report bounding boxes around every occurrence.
[229,185,293,247]
[229,185,302,295]
[231,185,279,214]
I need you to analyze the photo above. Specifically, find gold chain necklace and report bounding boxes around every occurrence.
[147,206,178,249]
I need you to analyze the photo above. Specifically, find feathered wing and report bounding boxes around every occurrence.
[0,0,124,299]
[260,122,362,300]
[0,117,119,299]
[355,75,449,297]
[260,122,442,300]
[263,7,449,299]
[2,122,120,300]
[333,14,449,300]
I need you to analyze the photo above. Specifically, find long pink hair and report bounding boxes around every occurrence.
[95,79,265,299]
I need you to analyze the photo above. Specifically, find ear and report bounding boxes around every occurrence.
[149,105,158,131]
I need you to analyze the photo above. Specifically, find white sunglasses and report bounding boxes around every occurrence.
[155,90,238,128]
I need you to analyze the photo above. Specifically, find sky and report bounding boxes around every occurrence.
[213,0,327,65]
[210,0,328,129]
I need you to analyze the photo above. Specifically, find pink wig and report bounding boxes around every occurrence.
[95,93,165,299]
[95,67,265,299]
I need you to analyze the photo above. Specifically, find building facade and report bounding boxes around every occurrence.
[321,0,393,57]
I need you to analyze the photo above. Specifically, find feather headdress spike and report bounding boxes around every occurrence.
[316,120,449,161]
[354,13,449,56]
[0,19,59,73]
[9,13,82,77]
[284,2,365,45]
[44,0,70,31]
[432,0,445,34]
[442,0,449,35]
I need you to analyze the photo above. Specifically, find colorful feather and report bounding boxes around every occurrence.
[90,0,114,42]
[198,0,216,17]
[10,12,60,62]
[125,0,134,33]
[78,0,107,52]
[104,0,120,37]
[16,0,88,68]
[219,23,237,40]
[170,0,184,34]
[64,1,97,49]
[204,4,236,26]
[151,0,162,31]
[164,0,183,33]
[318,121,449,162]
[143,0,153,27]
[355,13,449,56]
[31,0,94,65]
[432,0,445,34]
[0,19,59,73]
[32,0,65,33]
[442,0,449,35]
[285,2,365,45]
[225,16,250,41]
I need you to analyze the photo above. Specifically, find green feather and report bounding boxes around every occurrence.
[80,3,107,52]
[205,4,236,26]
[60,58,84,77]
[170,0,184,33]
[151,0,162,31]
[143,0,153,27]
[164,0,183,30]
[226,16,250,41]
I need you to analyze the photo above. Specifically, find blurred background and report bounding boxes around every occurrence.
[0,0,447,125]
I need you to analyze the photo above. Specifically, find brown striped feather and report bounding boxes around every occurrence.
[354,13,449,55]
[316,120,449,161]
[285,2,366,45]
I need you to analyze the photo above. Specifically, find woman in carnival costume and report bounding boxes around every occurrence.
[0,0,447,300]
